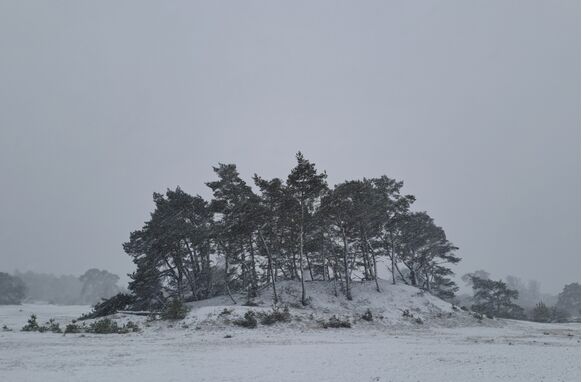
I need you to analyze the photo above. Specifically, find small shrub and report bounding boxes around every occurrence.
[321,316,351,329]
[21,314,40,332]
[64,323,81,334]
[161,299,189,320]
[361,309,373,322]
[2,324,11,332]
[45,318,62,333]
[258,307,291,325]
[86,318,139,334]
[89,318,120,334]
[22,315,62,333]
[125,321,140,333]
[401,309,413,318]
[234,311,258,328]
[218,308,233,317]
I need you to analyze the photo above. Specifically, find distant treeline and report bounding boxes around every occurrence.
[124,152,460,310]
[0,269,124,305]
[455,270,580,322]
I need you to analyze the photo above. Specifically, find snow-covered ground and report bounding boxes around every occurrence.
[0,282,579,382]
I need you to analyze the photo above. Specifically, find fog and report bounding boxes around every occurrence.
[0,0,579,294]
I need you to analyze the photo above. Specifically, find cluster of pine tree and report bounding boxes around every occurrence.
[124,153,460,309]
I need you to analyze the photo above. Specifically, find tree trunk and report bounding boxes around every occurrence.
[305,253,315,281]
[299,200,307,305]
[410,268,417,286]
[258,228,278,305]
[371,252,380,293]
[248,236,258,298]
[390,231,396,285]
[342,228,352,300]
[219,243,237,305]
[364,237,381,292]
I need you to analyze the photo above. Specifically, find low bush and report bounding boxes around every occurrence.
[89,318,119,334]
[321,316,351,329]
[21,314,40,332]
[218,308,233,317]
[361,309,373,322]
[87,318,140,334]
[44,318,62,333]
[161,299,189,320]
[234,311,258,328]
[258,307,291,325]
[64,323,82,334]
[21,315,62,333]
[124,321,140,333]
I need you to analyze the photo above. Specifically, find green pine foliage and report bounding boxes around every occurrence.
[120,152,462,311]
[234,311,258,328]
[257,307,291,325]
[321,316,351,329]
[21,314,40,332]
[470,277,525,319]
[161,299,189,320]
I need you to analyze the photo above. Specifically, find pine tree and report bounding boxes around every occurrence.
[286,152,327,305]
[392,212,459,289]
[207,164,261,302]
[471,277,524,319]
[369,176,415,285]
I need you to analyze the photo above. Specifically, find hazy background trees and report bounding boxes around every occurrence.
[8,269,123,305]
[458,270,580,322]
[0,272,26,304]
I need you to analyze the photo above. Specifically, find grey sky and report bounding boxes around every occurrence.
[0,1,579,293]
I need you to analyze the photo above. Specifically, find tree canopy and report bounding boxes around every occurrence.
[124,153,461,307]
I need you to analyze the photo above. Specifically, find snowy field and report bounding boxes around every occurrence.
[0,303,579,382]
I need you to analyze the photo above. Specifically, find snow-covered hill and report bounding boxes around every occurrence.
[184,279,497,331]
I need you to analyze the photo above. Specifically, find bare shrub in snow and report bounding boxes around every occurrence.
[234,311,258,328]
[21,314,40,332]
[258,307,291,325]
[361,309,374,322]
[321,316,351,329]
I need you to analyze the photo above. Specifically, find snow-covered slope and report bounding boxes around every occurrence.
[185,279,496,330]
[1,298,579,382]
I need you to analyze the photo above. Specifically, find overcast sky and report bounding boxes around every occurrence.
[0,1,579,293]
